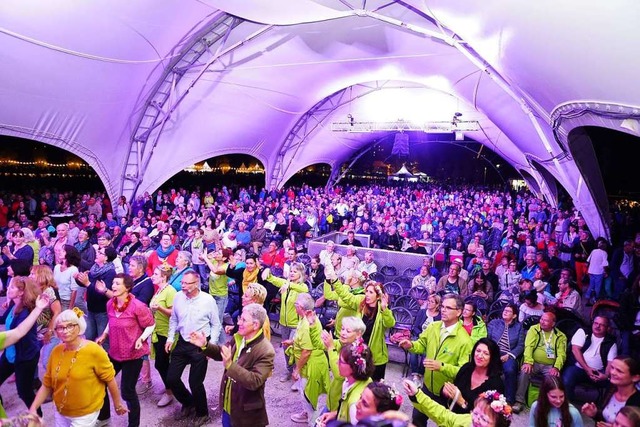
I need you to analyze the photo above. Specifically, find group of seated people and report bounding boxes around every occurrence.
[1,182,640,427]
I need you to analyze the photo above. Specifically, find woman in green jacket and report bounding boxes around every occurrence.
[404,379,512,427]
[285,293,329,424]
[316,338,375,425]
[324,269,365,334]
[263,262,309,382]
[314,316,366,414]
[332,278,395,381]
[461,301,487,344]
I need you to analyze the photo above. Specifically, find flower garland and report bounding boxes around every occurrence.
[478,390,512,420]
[350,338,368,374]
[379,379,403,406]
[113,293,133,313]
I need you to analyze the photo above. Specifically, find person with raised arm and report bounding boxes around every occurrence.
[190,303,275,427]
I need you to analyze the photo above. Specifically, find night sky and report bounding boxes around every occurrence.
[1,128,639,195]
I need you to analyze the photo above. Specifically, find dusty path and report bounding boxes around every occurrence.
[0,337,594,426]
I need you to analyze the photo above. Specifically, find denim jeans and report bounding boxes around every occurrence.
[281,326,296,373]
[213,295,228,344]
[85,311,109,342]
[503,356,519,404]
[409,353,425,375]
[40,336,61,371]
[222,411,232,427]
[561,365,609,401]
[194,264,208,286]
[585,274,604,299]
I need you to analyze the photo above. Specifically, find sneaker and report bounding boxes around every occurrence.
[174,405,195,421]
[291,381,299,392]
[193,414,211,427]
[157,393,174,408]
[280,373,292,382]
[290,412,309,423]
[136,381,152,395]
[95,419,110,427]
[511,402,524,414]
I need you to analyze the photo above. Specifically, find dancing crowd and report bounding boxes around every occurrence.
[0,182,639,427]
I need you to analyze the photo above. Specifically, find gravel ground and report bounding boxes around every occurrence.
[0,336,595,426]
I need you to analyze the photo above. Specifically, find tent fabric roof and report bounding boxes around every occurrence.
[392,165,413,177]
[1,0,638,238]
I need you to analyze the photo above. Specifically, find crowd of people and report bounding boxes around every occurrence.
[0,182,639,427]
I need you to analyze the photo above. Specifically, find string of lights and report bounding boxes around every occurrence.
[0,159,89,168]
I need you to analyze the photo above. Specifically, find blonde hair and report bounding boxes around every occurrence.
[30,265,57,291]
[289,262,307,283]
[244,283,268,305]
[55,309,87,335]
[10,276,41,311]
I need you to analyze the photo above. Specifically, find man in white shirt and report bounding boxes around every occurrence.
[165,270,220,425]
[586,238,609,304]
[358,251,378,277]
[561,315,616,401]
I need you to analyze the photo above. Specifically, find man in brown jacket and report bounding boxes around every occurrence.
[191,303,275,427]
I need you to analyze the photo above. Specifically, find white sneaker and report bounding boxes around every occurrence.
[157,393,174,407]
[291,381,299,392]
[95,419,110,427]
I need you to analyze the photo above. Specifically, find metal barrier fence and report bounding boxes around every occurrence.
[307,232,446,277]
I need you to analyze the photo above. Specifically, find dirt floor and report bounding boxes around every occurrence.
[0,336,595,426]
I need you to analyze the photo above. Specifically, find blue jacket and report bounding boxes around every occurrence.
[487,318,525,359]
[0,303,40,362]
[411,309,441,339]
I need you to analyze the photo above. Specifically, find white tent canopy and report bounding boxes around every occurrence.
[392,165,413,178]
[1,0,639,239]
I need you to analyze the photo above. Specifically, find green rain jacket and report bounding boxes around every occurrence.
[333,281,396,366]
[409,320,472,396]
[323,279,364,334]
[265,274,309,328]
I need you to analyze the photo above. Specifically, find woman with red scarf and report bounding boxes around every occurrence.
[96,273,155,427]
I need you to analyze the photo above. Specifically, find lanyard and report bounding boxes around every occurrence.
[542,330,553,349]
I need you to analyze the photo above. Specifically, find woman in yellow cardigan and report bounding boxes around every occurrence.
[30,308,128,426]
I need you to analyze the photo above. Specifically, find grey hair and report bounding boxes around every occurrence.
[129,255,148,271]
[341,316,366,335]
[54,309,87,335]
[243,303,268,328]
[442,293,464,310]
[178,251,192,265]
[296,293,315,311]
[21,228,35,243]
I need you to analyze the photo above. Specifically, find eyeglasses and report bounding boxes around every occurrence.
[181,281,199,286]
[441,305,459,311]
[54,324,78,333]
[97,251,106,255]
